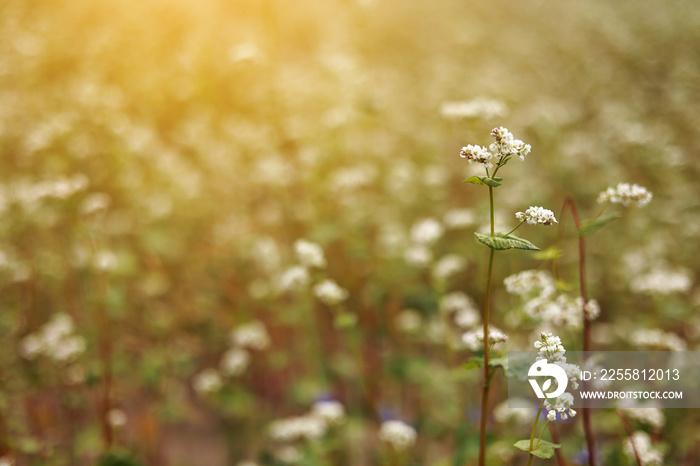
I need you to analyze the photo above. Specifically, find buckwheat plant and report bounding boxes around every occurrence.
[556,182,652,465]
[459,127,557,466]
[515,333,580,465]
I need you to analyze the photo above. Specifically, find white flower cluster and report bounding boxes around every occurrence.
[440,97,507,120]
[505,270,600,329]
[440,292,479,329]
[493,399,536,424]
[515,206,558,226]
[432,254,466,282]
[193,320,270,394]
[619,404,665,429]
[631,268,692,295]
[313,279,349,306]
[294,239,326,269]
[394,309,422,334]
[192,368,223,394]
[462,327,509,351]
[378,420,417,451]
[410,218,444,245]
[597,183,652,207]
[459,144,494,169]
[279,265,310,292]
[534,333,580,421]
[19,313,86,362]
[504,270,556,298]
[629,329,686,351]
[269,400,346,443]
[404,217,445,268]
[490,127,531,161]
[545,393,576,421]
[623,432,664,466]
[443,208,475,229]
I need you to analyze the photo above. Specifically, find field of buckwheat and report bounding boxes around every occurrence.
[1,0,700,465]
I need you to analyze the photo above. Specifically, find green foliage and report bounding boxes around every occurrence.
[513,439,561,459]
[463,176,503,187]
[577,214,620,236]
[474,232,540,251]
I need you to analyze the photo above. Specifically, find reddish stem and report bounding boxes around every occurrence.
[562,197,595,466]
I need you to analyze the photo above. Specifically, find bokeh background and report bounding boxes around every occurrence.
[1,0,699,464]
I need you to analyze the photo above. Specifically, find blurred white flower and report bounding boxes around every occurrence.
[394,309,422,333]
[493,399,535,424]
[269,415,327,442]
[462,327,508,351]
[441,97,507,120]
[378,420,416,451]
[631,268,692,294]
[630,329,686,351]
[107,409,127,428]
[294,240,326,269]
[311,400,346,426]
[504,270,556,298]
[19,314,86,362]
[598,183,652,207]
[278,266,310,292]
[443,208,475,229]
[515,206,558,226]
[623,432,663,465]
[220,347,251,376]
[403,244,433,267]
[193,368,223,394]
[432,254,466,281]
[314,279,349,306]
[410,218,444,245]
[230,321,270,350]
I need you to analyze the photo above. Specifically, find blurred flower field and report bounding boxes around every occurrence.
[1,0,700,464]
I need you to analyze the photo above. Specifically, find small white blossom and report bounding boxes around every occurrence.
[220,347,251,376]
[378,420,417,451]
[294,240,326,269]
[432,254,466,281]
[395,309,422,333]
[107,409,127,428]
[278,266,310,292]
[269,416,327,442]
[489,127,531,161]
[504,270,556,298]
[311,400,346,426]
[623,432,664,466]
[230,321,270,350]
[534,332,566,363]
[462,327,508,351]
[443,208,476,229]
[410,218,444,245]
[579,298,601,321]
[630,329,686,351]
[440,98,507,120]
[314,279,349,306]
[544,393,576,421]
[403,244,433,267]
[193,368,223,394]
[459,144,494,169]
[598,183,652,207]
[515,206,558,226]
[493,399,535,424]
[631,268,692,295]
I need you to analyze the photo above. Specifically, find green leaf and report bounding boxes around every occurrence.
[513,439,561,459]
[463,176,502,187]
[463,357,484,371]
[532,246,563,261]
[474,232,540,251]
[334,313,357,329]
[577,214,620,236]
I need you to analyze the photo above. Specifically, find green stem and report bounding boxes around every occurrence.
[534,420,551,449]
[504,221,525,236]
[527,399,546,465]
[477,186,497,466]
